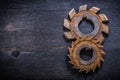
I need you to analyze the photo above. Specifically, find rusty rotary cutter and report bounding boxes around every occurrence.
[63,4,109,73]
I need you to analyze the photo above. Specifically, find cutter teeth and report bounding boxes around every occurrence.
[63,19,70,30]
[100,58,104,62]
[72,41,74,45]
[97,34,104,44]
[101,50,105,55]
[93,39,99,43]
[79,68,83,72]
[64,32,75,40]
[67,54,71,58]
[69,61,74,65]
[79,70,81,72]
[68,47,71,50]
[71,41,74,48]
[89,7,100,13]
[93,69,95,72]
[75,37,81,44]
[102,24,109,34]
[73,66,77,68]
[64,5,109,73]
[99,14,108,22]
[75,66,79,69]
[68,47,72,53]
[98,62,101,68]
[68,38,105,73]
[68,8,76,19]
[86,68,91,73]
[97,44,104,48]
[79,4,87,12]
[91,62,98,70]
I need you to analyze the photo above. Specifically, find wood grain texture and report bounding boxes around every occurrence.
[0,0,120,80]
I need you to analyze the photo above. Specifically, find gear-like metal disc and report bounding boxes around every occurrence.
[63,4,109,73]
[64,4,109,44]
[68,37,105,73]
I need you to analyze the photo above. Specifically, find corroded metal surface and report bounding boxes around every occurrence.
[68,37,104,73]
[64,4,109,73]
[64,4,109,44]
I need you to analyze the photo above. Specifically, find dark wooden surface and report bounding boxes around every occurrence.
[0,0,120,80]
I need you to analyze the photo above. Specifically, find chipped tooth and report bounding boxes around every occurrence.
[79,4,87,12]
[102,24,109,34]
[64,32,75,40]
[68,8,76,19]
[89,7,100,13]
[99,14,108,22]
[63,19,70,30]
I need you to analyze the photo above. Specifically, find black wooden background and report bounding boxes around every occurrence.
[0,0,120,80]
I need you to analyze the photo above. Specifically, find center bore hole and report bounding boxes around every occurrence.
[78,18,94,34]
[80,47,93,61]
